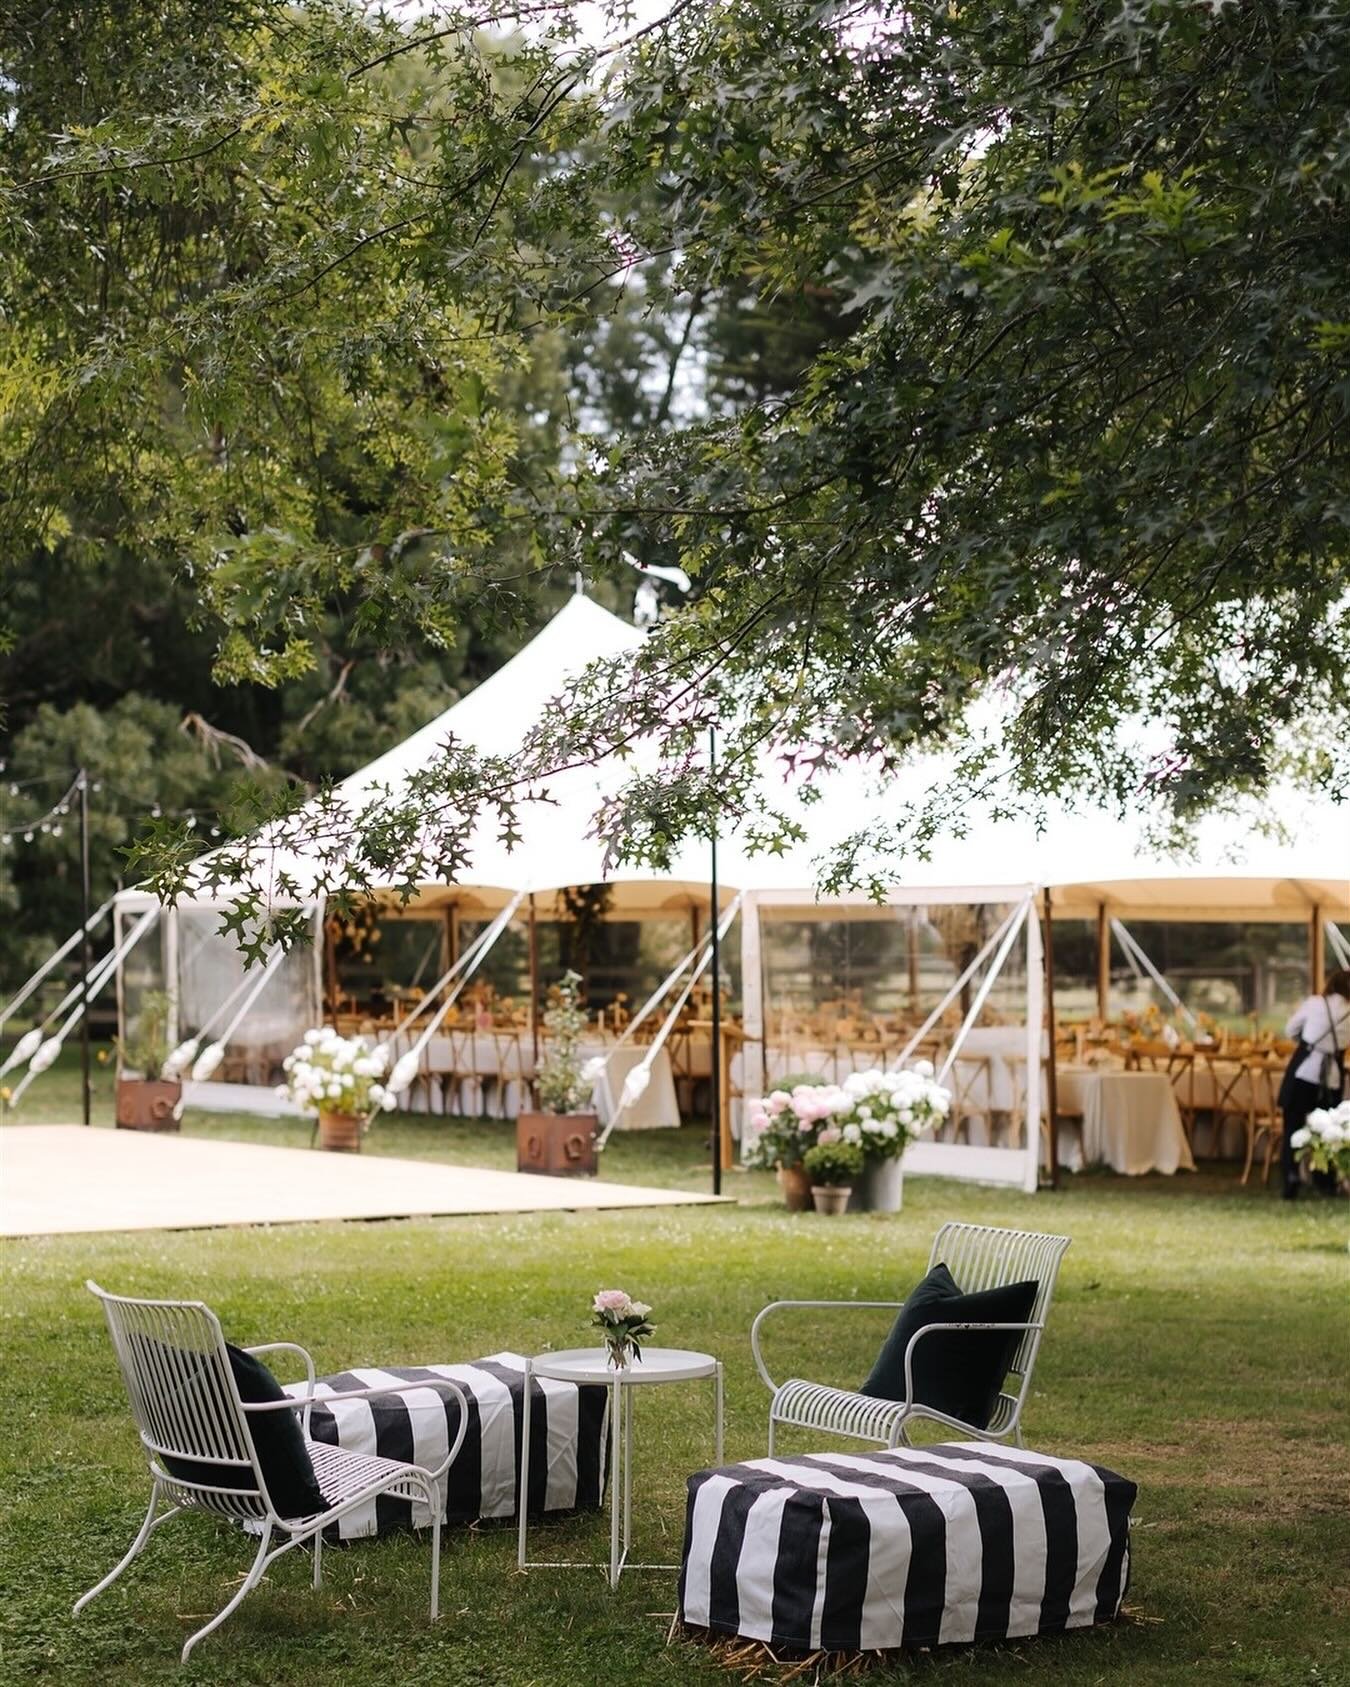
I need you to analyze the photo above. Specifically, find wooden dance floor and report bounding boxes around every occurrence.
[0,1125,726,1237]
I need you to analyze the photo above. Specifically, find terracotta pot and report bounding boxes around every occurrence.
[811,1184,852,1216]
[317,1110,363,1152]
[776,1162,813,1211]
[115,1077,183,1132]
[517,1111,598,1177]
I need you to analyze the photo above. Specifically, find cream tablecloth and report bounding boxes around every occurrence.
[1059,1069,1195,1176]
[582,1042,680,1132]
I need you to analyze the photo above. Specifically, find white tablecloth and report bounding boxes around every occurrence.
[1061,1070,1195,1176]
[394,1030,678,1130]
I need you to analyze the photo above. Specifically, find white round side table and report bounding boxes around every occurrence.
[516,1346,724,1590]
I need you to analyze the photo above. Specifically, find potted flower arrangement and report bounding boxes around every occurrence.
[517,970,598,1177]
[279,1028,395,1151]
[114,990,183,1132]
[1290,1102,1350,1195]
[803,1134,863,1216]
[590,1288,656,1369]
[834,1063,951,1212]
[743,1080,848,1209]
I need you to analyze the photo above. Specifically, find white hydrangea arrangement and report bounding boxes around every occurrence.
[278,1028,395,1118]
[1290,1101,1350,1183]
[745,1063,950,1167]
[833,1063,951,1160]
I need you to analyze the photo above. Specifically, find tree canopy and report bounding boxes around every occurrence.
[3,0,1347,947]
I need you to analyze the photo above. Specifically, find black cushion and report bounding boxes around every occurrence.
[859,1262,1039,1429]
[139,1337,328,1518]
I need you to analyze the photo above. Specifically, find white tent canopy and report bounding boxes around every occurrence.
[117,591,1350,917]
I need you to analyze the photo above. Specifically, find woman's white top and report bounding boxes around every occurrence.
[1284,993,1350,1087]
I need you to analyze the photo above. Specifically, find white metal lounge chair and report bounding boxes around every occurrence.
[74,1283,468,1662]
[751,1222,1071,1453]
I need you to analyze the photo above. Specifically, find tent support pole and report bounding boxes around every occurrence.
[78,769,92,1127]
[1096,901,1110,1023]
[528,894,540,1078]
[907,908,919,1018]
[1310,904,1325,994]
[1043,889,1060,1191]
[708,728,723,1195]
[323,906,339,1017]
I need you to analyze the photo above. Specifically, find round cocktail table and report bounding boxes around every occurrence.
[517,1346,723,1589]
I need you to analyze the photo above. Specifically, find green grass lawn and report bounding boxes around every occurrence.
[2,1064,1347,1685]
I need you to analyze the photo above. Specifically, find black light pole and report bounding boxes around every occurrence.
[708,727,722,1197]
[77,768,92,1127]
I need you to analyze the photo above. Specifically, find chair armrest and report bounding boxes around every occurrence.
[242,1377,472,1480]
[901,1321,1044,1410]
[751,1300,906,1393]
[243,1341,317,1433]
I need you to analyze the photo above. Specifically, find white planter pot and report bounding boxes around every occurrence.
[847,1155,904,1213]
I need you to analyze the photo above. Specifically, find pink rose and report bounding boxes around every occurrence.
[593,1289,632,1314]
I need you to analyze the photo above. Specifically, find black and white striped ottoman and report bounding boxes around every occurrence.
[286,1352,608,1540]
[679,1444,1135,1654]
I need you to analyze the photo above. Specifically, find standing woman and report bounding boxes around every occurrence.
[1280,968,1350,1198]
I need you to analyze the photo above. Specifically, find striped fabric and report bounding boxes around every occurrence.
[285,1353,608,1540]
[679,1443,1135,1653]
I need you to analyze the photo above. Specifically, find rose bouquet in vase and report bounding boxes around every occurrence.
[590,1289,656,1369]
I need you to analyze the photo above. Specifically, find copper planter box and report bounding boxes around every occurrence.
[516,1111,598,1177]
[115,1078,183,1132]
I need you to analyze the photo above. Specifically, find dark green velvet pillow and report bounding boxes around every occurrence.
[137,1336,328,1519]
[859,1262,1038,1429]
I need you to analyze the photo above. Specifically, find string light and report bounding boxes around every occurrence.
[1,771,230,850]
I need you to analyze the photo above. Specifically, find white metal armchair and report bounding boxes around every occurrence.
[752,1222,1071,1453]
[74,1283,469,1662]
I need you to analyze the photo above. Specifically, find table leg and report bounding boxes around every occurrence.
[714,1362,724,1466]
[609,1374,623,1590]
[622,1378,634,1573]
[517,1359,533,1570]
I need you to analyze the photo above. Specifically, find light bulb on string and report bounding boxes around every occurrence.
[23,832,33,843]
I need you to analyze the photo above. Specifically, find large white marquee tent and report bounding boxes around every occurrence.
[109,593,1349,1194]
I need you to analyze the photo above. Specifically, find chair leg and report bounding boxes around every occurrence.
[73,1482,173,1615]
[429,1506,442,1622]
[1241,1112,1256,1184]
[181,1522,273,1664]
[767,1415,777,1458]
[312,1526,322,1589]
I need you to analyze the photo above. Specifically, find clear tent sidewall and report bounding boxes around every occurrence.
[115,892,324,1112]
[739,885,1043,1195]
